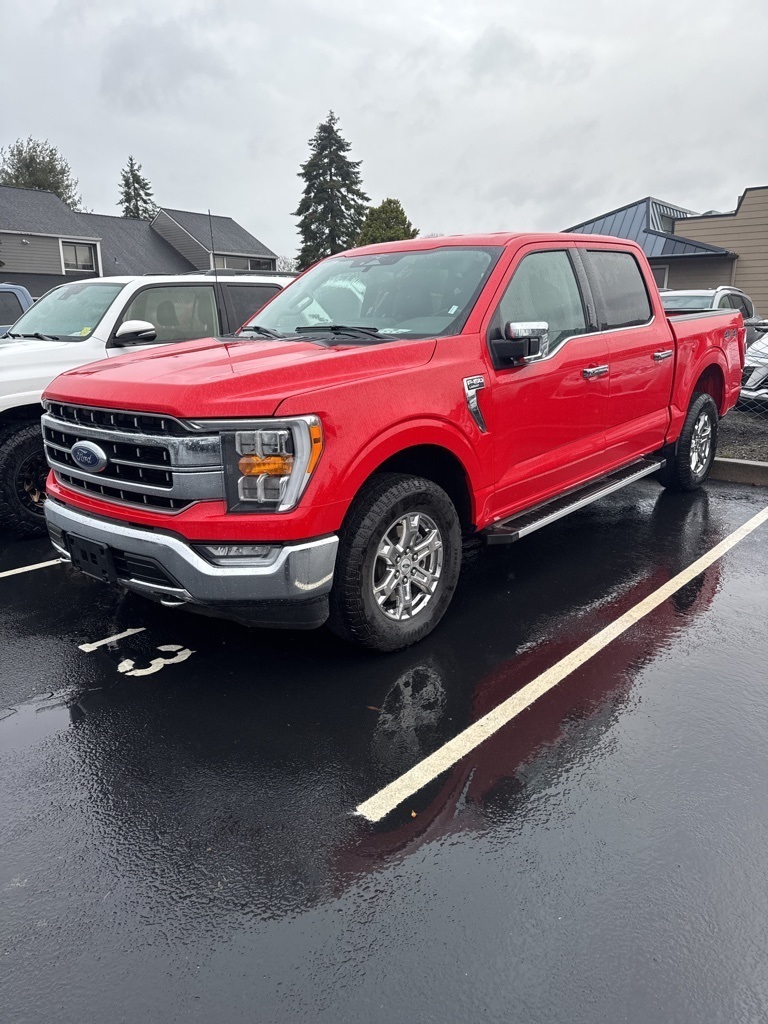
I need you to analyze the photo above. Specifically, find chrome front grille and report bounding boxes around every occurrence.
[42,403,224,514]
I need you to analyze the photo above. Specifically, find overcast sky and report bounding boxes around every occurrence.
[2,0,767,257]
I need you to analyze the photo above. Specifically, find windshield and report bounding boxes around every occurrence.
[242,246,503,341]
[661,293,714,310]
[6,281,124,342]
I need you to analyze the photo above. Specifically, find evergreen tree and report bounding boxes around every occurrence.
[118,155,157,220]
[294,112,369,270]
[358,198,418,246]
[0,137,82,209]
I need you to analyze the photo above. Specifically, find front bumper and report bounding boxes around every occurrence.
[45,498,339,629]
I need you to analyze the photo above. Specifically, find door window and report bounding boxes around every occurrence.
[119,286,220,343]
[0,292,23,324]
[226,284,281,328]
[717,292,736,309]
[586,250,652,329]
[494,250,587,355]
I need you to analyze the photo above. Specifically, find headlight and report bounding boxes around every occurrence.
[222,416,323,512]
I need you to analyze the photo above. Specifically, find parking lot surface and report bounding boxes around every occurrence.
[2,479,768,1023]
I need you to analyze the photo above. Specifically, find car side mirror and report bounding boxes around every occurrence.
[753,320,768,333]
[490,321,549,367]
[113,319,158,344]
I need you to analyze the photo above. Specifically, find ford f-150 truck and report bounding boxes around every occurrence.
[41,233,744,651]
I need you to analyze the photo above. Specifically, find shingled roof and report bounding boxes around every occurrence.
[160,207,277,259]
[0,184,95,238]
[76,212,195,275]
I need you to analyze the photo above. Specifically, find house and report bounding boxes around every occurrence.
[565,197,737,293]
[0,184,278,298]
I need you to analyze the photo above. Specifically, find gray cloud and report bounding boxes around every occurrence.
[2,0,767,257]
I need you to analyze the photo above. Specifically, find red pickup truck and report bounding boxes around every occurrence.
[41,233,744,651]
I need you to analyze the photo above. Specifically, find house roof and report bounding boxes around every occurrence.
[76,212,195,275]
[159,207,277,259]
[0,184,95,238]
[565,197,736,260]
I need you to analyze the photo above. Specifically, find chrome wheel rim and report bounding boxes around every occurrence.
[690,411,713,477]
[372,512,444,621]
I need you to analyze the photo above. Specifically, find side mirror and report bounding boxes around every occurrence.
[753,320,768,333]
[113,319,158,344]
[490,321,549,367]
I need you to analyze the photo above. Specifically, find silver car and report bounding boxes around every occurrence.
[661,287,762,348]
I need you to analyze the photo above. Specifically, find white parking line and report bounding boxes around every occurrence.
[78,627,146,653]
[0,558,60,580]
[356,503,768,823]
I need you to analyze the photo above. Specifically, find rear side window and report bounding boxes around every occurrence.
[0,292,23,324]
[586,250,652,330]
[227,284,280,328]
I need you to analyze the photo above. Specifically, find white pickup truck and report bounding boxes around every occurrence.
[0,271,292,536]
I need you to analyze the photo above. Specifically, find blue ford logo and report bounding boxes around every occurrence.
[71,441,108,473]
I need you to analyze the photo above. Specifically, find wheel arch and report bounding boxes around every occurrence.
[692,362,726,414]
[0,403,44,430]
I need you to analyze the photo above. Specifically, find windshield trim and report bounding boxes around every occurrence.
[8,280,125,342]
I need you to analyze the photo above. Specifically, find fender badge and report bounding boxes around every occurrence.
[463,376,487,433]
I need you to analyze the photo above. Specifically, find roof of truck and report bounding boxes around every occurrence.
[342,232,645,256]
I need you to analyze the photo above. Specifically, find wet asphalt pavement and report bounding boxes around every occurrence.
[2,479,768,1024]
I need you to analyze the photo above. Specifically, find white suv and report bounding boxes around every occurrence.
[0,271,293,536]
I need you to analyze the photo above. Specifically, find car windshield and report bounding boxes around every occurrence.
[5,281,124,342]
[661,293,714,310]
[241,246,503,341]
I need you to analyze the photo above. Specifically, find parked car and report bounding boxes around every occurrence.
[739,325,768,411]
[661,287,761,347]
[41,233,744,652]
[0,283,34,334]
[0,271,293,536]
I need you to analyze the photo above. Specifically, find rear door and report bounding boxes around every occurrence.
[583,248,673,464]
[222,282,282,332]
[483,245,611,519]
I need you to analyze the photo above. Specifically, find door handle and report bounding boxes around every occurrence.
[653,350,673,361]
[582,365,609,379]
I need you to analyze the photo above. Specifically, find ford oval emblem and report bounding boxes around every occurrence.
[70,440,109,473]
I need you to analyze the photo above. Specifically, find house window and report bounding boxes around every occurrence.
[213,255,274,272]
[63,242,97,273]
[659,215,674,233]
[651,264,669,289]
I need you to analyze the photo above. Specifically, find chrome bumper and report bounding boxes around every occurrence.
[44,499,338,607]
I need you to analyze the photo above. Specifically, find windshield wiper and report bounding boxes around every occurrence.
[12,332,61,341]
[295,324,382,341]
[238,325,284,339]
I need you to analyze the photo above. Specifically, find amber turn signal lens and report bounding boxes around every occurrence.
[307,422,323,474]
[238,454,294,476]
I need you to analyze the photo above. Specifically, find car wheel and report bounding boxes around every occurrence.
[328,472,462,652]
[0,421,50,538]
[657,393,719,492]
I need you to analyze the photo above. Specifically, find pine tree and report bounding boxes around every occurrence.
[358,198,418,247]
[0,137,82,209]
[294,112,369,270]
[118,155,157,220]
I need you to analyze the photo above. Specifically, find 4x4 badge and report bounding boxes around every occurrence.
[463,375,487,433]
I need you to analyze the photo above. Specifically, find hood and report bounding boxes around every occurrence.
[43,335,438,417]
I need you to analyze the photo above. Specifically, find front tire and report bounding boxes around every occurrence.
[328,472,462,652]
[657,393,718,492]
[0,421,49,538]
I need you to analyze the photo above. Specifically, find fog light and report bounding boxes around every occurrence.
[197,543,277,566]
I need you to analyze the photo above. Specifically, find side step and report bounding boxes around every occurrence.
[483,457,665,545]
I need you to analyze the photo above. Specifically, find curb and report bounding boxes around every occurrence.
[710,457,768,487]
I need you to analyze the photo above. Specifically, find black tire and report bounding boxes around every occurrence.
[328,472,462,652]
[657,393,719,492]
[0,421,50,538]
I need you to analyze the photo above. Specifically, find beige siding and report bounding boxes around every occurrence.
[0,232,62,274]
[662,257,735,291]
[674,188,768,314]
[151,211,210,270]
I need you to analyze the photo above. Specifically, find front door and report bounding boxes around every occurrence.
[483,247,610,521]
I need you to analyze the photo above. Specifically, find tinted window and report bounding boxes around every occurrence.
[717,292,735,309]
[227,284,280,328]
[0,292,23,324]
[587,250,652,329]
[495,250,586,353]
[119,285,220,344]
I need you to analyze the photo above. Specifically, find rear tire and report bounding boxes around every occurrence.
[0,421,49,538]
[657,393,718,492]
[328,472,462,652]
